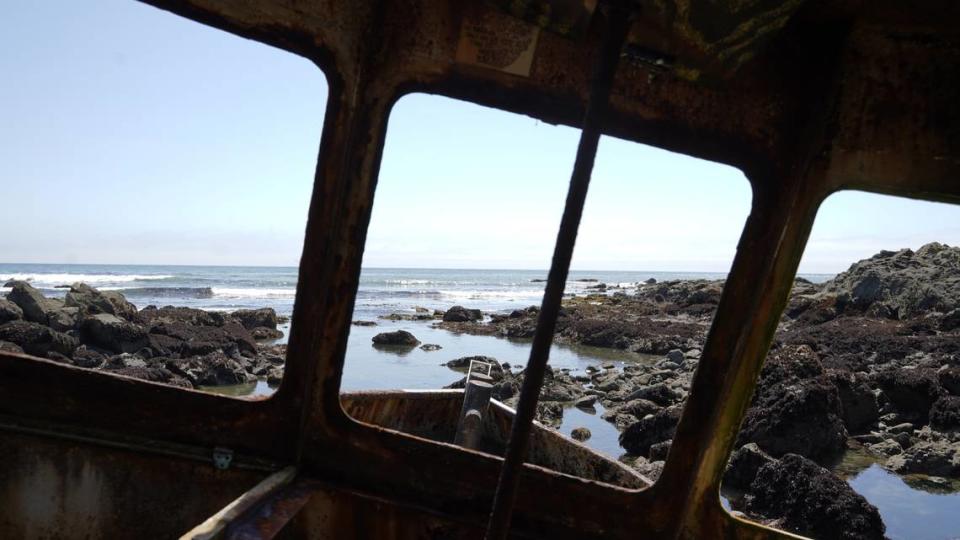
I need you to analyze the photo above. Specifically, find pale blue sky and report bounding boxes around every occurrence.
[1,1,957,273]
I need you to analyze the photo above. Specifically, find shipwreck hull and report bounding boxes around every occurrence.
[2,0,958,537]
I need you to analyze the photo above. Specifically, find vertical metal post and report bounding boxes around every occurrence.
[484,7,630,539]
[455,380,494,449]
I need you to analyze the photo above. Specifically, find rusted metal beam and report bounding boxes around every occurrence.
[454,380,493,449]
[180,467,298,540]
[484,6,631,539]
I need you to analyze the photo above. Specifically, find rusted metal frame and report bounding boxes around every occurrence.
[0,352,297,461]
[180,466,298,540]
[484,8,631,539]
[290,1,395,457]
[0,412,283,473]
[649,164,833,539]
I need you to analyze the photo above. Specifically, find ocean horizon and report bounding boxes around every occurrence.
[0,263,835,320]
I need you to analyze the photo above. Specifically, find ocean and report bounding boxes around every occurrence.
[0,263,833,319]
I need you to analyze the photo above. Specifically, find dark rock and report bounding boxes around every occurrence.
[47,307,80,332]
[0,321,78,357]
[724,443,775,490]
[100,291,139,321]
[571,427,591,441]
[442,305,482,322]
[71,346,106,369]
[372,330,420,346]
[232,308,279,330]
[822,242,960,318]
[617,399,661,419]
[139,306,226,327]
[665,349,685,365]
[352,320,377,326]
[826,369,879,434]
[939,367,960,395]
[929,395,960,430]
[0,340,24,354]
[575,395,598,409]
[6,281,63,323]
[649,440,672,461]
[419,343,442,351]
[80,314,149,354]
[45,351,72,364]
[645,278,657,284]
[884,441,960,477]
[108,364,191,388]
[624,383,680,407]
[267,367,284,386]
[631,458,664,481]
[65,283,138,321]
[745,454,886,540]
[250,327,284,340]
[445,355,496,370]
[875,368,942,422]
[738,374,848,463]
[536,401,563,428]
[0,298,23,324]
[940,308,960,331]
[620,406,682,456]
[165,352,252,386]
[148,321,256,357]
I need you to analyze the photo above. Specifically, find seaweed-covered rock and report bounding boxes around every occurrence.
[165,352,252,386]
[739,375,848,463]
[442,305,482,322]
[884,441,960,477]
[0,298,23,324]
[371,330,420,346]
[536,401,563,428]
[65,283,138,322]
[139,305,226,327]
[148,321,256,356]
[745,454,886,540]
[939,367,960,395]
[570,427,591,441]
[0,340,24,354]
[826,369,879,434]
[929,396,960,430]
[0,320,78,357]
[724,443,775,491]
[822,242,960,318]
[875,368,942,422]
[620,406,682,456]
[6,281,63,323]
[80,314,149,354]
[232,308,279,330]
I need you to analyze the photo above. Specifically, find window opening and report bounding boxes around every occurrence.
[338,92,753,496]
[0,1,325,398]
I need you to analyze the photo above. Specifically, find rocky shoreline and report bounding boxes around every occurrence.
[3,243,959,539]
[427,242,960,540]
[0,281,288,388]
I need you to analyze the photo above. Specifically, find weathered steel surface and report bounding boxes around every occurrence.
[341,390,648,489]
[0,431,265,539]
[2,0,958,538]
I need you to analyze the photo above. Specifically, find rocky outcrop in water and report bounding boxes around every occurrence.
[744,454,886,540]
[0,283,287,389]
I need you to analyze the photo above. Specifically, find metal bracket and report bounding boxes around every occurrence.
[212,447,234,470]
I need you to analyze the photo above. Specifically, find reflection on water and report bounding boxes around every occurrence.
[847,463,960,540]
[201,379,273,398]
